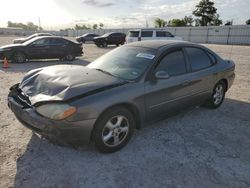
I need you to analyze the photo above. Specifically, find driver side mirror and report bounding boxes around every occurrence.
[155,70,170,79]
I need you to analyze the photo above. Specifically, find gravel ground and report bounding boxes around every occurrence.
[0,37,250,188]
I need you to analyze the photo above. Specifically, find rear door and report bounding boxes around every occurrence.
[183,47,216,103]
[49,38,69,58]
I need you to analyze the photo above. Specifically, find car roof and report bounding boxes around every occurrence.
[128,28,170,31]
[125,40,192,50]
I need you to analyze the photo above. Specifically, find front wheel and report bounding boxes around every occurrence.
[102,41,107,48]
[206,81,226,109]
[93,107,135,153]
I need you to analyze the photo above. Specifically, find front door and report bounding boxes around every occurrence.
[145,49,194,121]
[27,38,51,59]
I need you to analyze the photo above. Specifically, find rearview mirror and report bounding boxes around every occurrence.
[155,71,170,79]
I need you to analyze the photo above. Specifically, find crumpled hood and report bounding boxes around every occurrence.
[19,65,125,105]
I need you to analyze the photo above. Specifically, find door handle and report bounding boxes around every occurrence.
[182,80,190,86]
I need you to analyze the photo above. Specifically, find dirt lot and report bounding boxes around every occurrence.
[0,37,250,188]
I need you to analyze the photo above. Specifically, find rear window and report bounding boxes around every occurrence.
[156,31,174,37]
[128,31,139,37]
[141,31,153,37]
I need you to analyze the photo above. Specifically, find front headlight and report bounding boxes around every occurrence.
[36,103,76,120]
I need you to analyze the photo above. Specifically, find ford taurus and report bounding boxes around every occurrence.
[8,40,235,153]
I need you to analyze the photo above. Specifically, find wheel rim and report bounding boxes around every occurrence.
[14,52,25,63]
[102,115,129,147]
[66,54,73,61]
[213,84,224,105]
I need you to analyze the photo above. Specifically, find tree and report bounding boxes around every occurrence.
[75,24,90,30]
[7,21,40,30]
[169,19,187,27]
[154,18,166,28]
[246,19,250,25]
[99,23,104,29]
[92,24,98,29]
[225,20,233,26]
[212,14,222,26]
[183,16,194,26]
[193,0,221,26]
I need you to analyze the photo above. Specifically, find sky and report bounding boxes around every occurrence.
[0,0,249,30]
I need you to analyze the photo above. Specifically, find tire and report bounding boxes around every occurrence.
[102,41,107,48]
[93,107,135,153]
[64,53,75,61]
[116,43,119,47]
[12,51,26,63]
[206,81,226,109]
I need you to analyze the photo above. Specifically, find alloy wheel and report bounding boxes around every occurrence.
[213,84,224,105]
[102,115,129,147]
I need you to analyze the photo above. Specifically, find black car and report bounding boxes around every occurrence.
[13,33,53,44]
[93,32,126,47]
[76,33,99,43]
[0,36,83,63]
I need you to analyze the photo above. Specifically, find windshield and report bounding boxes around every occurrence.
[26,34,37,40]
[87,46,156,80]
[23,37,42,45]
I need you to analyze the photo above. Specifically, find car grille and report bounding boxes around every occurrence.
[9,84,31,109]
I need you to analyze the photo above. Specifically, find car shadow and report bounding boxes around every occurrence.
[0,58,90,73]
[14,98,250,187]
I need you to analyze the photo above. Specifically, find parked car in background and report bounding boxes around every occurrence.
[93,32,126,47]
[76,33,99,43]
[126,29,182,43]
[13,33,53,44]
[0,36,83,63]
[8,40,235,153]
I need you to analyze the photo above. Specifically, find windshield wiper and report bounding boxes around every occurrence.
[95,68,114,77]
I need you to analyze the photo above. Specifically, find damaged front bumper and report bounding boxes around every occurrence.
[7,84,96,146]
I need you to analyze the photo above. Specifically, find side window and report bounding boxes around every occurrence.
[51,38,68,45]
[156,31,166,37]
[141,31,153,37]
[128,31,139,37]
[207,52,217,64]
[156,50,186,76]
[186,47,212,71]
[32,38,50,45]
[156,31,174,37]
[166,32,174,37]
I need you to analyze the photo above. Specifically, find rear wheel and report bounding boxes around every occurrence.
[206,81,226,109]
[64,53,75,61]
[12,52,26,63]
[93,107,135,153]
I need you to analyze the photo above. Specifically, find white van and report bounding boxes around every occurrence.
[126,29,183,43]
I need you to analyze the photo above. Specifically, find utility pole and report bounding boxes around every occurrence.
[38,17,41,30]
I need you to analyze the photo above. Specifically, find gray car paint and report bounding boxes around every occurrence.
[19,65,126,105]
[8,40,235,144]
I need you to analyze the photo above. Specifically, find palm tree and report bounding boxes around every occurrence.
[154,18,166,28]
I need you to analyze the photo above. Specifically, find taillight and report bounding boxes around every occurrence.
[138,37,141,41]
